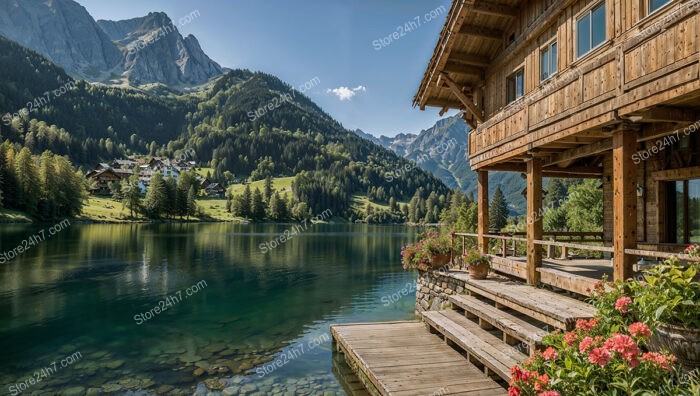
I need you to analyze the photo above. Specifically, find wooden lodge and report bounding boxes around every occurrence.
[331,1,700,394]
[414,0,700,284]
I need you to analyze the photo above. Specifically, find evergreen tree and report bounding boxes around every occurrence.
[389,197,398,213]
[251,187,265,220]
[291,201,310,220]
[263,176,273,202]
[14,147,40,215]
[186,185,197,219]
[561,179,603,232]
[164,177,178,218]
[143,173,167,218]
[53,155,85,217]
[544,179,568,209]
[489,187,509,232]
[121,174,142,218]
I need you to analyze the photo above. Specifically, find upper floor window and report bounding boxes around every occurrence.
[576,2,606,59]
[648,0,671,14]
[540,41,558,82]
[506,68,524,104]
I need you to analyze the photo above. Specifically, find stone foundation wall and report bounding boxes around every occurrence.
[415,270,466,314]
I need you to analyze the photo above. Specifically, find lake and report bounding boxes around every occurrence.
[0,223,421,395]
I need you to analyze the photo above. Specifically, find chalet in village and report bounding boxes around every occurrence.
[331,0,700,394]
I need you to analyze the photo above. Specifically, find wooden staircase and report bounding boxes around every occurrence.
[421,276,596,383]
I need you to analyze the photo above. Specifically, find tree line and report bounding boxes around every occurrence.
[0,142,85,220]
[109,170,200,219]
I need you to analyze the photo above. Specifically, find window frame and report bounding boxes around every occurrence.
[575,1,607,60]
[540,40,558,83]
[506,67,525,105]
[646,0,673,17]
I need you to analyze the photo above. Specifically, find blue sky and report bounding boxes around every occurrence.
[78,0,457,137]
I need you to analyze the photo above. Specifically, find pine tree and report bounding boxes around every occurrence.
[143,172,167,218]
[389,197,398,213]
[121,174,142,218]
[489,187,509,232]
[268,191,288,221]
[263,176,273,202]
[544,179,567,209]
[164,177,177,218]
[14,148,41,215]
[251,187,265,220]
[186,185,197,219]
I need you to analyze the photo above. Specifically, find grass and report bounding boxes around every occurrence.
[227,177,295,198]
[197,198,238,221]
[351,195,407,212]
[79,196,135,222]
[0,208,33,223]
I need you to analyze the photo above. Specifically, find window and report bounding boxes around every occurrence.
[540,41,558,81]
[506,68,524,104]
[648,0,671,14]
[667,179,700,244]
[576,2,606,59]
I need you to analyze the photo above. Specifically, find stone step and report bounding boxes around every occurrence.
[422,310,527,382]
[449,294,550,354]
[463,277,596,330]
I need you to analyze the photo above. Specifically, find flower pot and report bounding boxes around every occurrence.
[468,261,489,279]
[649,322,700,371]
[429,253,451,269]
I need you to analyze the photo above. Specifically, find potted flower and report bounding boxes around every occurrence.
[462,248,490,279]
[685,244,700,258]
[401,231,452,271]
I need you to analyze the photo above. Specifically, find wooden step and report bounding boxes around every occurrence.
[422,310,527,382]
[464,277,596,330]
[449,294,550,354]
[331,321,508,395]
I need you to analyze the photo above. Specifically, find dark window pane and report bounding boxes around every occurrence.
[541,49,549,80]
[551,42,557,74]
[689,179,700,243]
[677,181,685,244]
[577,14,590,58]
[516,70,524,97]
[591,3,606,48]
[649,0,670,13]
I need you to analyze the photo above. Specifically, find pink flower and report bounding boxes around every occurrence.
[575,318,598,331]
[615,296,632,313]
[534,373,549,391]
[604,333,640,365]
[511,366,523,382]
[628,322,651,338]
[588,347,612,366]
[538,392,561,396]
[508,387,521,396]
[541,347,558,361]
[579,336,595,353]
[563,331,577,346]
[642,352,673,370]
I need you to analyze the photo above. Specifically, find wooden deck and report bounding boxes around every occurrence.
[331,321,508,396]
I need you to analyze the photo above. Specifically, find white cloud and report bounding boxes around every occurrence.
[326,85,366,101]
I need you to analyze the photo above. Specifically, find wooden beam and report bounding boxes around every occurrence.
[526,158,543,285]
[442,62,485,77]
[470,2,518,18]
[439,106,449,117]
[546,139,613,166]
[441,72,484,123]
[612,129,637,281]
[458,24,504,40]
[478,171,489,254]
[424,98,464,109]
[449,52,491,67]
[481,163,602,177]
[627,106,697,123]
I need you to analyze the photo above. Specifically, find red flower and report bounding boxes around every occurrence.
[642,352,673,370]
[604,333,640,365]
[508,386,521,396]
[628,322,651,338]
[541,347,558,361]
[511,366,523,382]
[615,296,632,313]
[563,331,577,346]
[579,336,595,353]
[534,373,549,391]
[588,347,612,366]
[538,392,561,396]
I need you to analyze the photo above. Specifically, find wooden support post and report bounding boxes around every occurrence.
[546,237,553,258]
[613,129,638,281]
[527,159,543,285]
[478,171,489,254]
[501,239,507,257]
[560,245,568,259]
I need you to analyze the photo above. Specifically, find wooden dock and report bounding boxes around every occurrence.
[331,321,508,396]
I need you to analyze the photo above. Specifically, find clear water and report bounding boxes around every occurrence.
[0,223,420,395]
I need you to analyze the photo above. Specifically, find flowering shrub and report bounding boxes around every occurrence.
[685,244,700,258]
[508,257,700,395]
[461,247,490,269]
[590,257,699,330]
[401,231,451,271]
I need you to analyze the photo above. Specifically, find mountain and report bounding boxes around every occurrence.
[355,115,527,214]
[97,12,225,87]
[0,0,224,88]
[0,36,452,221]
[0,0,122,79]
